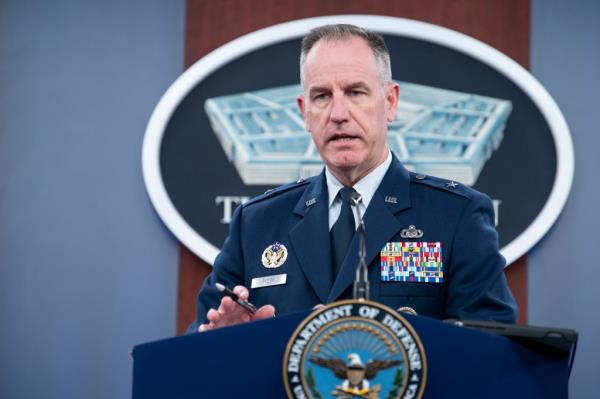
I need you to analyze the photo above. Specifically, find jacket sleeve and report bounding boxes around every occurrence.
[445,191,517,323]
[186,204,246,333]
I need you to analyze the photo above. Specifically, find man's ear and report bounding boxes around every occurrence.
[385,82,400,123]
[297,95,305,116]
[297,95,310,132]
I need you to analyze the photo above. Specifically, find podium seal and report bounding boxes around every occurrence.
[283,300,427,399]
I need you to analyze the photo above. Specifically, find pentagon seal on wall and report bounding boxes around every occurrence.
[283,300,426,399]
[144,15,574,269]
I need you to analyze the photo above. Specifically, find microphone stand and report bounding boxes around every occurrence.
[351,194,369,301]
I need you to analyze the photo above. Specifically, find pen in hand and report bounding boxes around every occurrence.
[215,283,257,314]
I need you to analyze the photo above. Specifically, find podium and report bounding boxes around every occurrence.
[132,310,574,398]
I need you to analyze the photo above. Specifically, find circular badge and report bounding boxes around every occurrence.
[261,242,288,268]
[283,300,427,399]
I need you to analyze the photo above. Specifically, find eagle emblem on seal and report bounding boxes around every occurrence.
[261,242,288,268]
[311,353,400,399]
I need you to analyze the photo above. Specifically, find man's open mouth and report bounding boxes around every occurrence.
[329,134,357,142]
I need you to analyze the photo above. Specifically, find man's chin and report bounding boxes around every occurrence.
[324,150,363,167]
[325,157,368,184]
[328,160,362,172]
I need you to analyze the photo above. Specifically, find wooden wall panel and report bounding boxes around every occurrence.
[178,0,530,334]
[185,0,529,68]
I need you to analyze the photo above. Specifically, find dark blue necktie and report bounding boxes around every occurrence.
[330,186,357,278]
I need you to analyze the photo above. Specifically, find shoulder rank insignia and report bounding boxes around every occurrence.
[262,242,288,268]
[400,225,423,239]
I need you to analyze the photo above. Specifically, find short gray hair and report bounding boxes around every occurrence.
[299,24,392,88]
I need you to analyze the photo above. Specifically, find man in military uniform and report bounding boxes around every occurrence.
[190,24,516,333]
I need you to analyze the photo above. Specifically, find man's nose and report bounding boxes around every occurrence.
[329,94,349,124]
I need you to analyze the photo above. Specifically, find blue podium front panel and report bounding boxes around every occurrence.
[132,311,569,398]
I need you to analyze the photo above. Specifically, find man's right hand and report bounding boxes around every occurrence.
[198,285,275,332]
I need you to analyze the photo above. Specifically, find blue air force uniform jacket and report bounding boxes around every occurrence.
[191,156,517,329]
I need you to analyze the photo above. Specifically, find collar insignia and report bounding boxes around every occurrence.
[385,196,398,204]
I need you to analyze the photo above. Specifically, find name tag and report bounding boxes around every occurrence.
[380,242,444,283]
[251,273,287,289]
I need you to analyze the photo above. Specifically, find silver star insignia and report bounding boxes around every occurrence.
[446,181,459,188]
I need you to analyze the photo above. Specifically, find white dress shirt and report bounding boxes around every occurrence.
[326,151,393,230]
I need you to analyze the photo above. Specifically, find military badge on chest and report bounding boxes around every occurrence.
[380,226,444,283]
[252,243,289,289]
[261,242,288,268]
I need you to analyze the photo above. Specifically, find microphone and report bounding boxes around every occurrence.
[350,192,369,301]
[348,192,417,315]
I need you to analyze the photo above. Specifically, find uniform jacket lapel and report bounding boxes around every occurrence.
[289,172,332,303]
[327,156,412,302]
